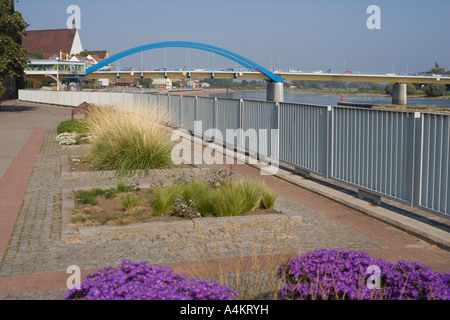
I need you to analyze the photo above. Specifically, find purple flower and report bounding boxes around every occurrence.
[63,260,239,300]
[277,248,450,300]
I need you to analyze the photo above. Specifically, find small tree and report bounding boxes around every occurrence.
[139,78,152,88]
[424,84,446,97]
[370,83,384,93]
[0,0,30,98]
[428,62,446,75]
[0,83,5,100]
[385,83,393,95]
[406,83,416,95]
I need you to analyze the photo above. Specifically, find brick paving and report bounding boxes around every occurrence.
[0,128,46,266]
[0,99,449,300]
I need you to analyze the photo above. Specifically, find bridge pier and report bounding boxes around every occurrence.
[266,81,284,102]
[392,83,407,105]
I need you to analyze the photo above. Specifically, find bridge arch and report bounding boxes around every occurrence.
[85,41,284,82]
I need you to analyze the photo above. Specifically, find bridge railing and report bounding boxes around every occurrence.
[18,89,450,217]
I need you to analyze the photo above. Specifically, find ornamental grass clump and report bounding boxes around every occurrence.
[84,105,176,176]
[277,248,450,300]
[63,260,239,300]
[118,193,142,211]
[151,179,278,217]
[152,180,214,216]
[211,179,277,216]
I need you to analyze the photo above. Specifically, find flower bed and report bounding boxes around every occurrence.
[63,260,239,300]
[62,249,449,300]
[277,248,450,300]
[56,132,93,146]
[70,179,280,227]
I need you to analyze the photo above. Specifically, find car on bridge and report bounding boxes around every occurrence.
[221,68,234,71]
[154,68,167,71]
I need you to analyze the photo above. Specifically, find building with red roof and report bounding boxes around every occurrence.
[22,28,84,60]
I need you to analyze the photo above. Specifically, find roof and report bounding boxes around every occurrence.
[87,54,102,63]
[22,29,78,59]
[90,50,109,59]
[73,56,91,61]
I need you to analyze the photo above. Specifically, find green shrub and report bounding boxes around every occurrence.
[103,183,131,199]
[211,180,278,216]
[406,83,416,95]
[261,187,278,210]
[119,193,142,211]
[117,182,131,193]
[70,216,88,224]
[424,84,446,97]
[151,179,277,217]
[211,180,265,216]
[151,184,182,215]
[74,191,98,206]
[57,120,89,134]
[104,188,118,199]
[179,181,214,216]
[91,188,105,196]
[211,182,247,217]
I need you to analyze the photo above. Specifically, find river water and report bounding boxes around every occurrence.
[203,91,450,107]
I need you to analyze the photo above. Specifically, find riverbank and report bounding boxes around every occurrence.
[215,89,450,111]
[170,87,229,96]
[286,88,450,100]
[372,104,450,114]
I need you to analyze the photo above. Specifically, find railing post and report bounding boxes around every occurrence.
[178,95,181,128]
[194,96,199,136]
[214,97,218,139]
[273,101,280,160]
[326,106,333,179]
[194,96,198,123]
[239,98,244,149]
[411,112,422,208]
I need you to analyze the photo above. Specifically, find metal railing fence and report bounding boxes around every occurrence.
[18,89,450,216]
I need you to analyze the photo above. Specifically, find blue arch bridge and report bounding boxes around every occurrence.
[24,41,450,104]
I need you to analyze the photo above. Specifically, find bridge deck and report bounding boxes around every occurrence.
[24,69,450,84]
[83,71,450,84]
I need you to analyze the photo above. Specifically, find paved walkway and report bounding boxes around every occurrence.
[0,99,449,300]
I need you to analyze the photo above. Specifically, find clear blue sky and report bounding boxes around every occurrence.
[16,0,450,74]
